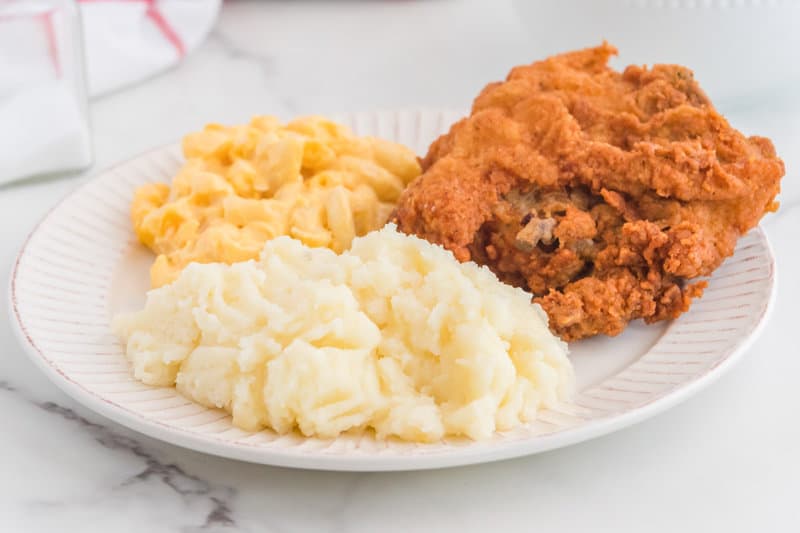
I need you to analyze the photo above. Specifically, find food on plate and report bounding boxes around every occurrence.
[393,43,784,341]
[113,225,573,442]
[131,116,421,287]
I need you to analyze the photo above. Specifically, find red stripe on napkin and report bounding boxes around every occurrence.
[40,10,62,77]
[78,0,186,57]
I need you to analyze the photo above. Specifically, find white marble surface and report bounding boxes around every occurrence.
[2,1,799,531]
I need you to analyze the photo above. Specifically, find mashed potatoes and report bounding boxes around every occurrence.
[132,116,421,287]
[113,225,573,442]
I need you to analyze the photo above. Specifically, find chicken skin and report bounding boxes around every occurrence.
[393,43,783,341]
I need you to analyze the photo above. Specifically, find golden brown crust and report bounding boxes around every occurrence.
[393,43,784,341]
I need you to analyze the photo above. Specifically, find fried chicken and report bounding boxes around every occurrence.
[393,43,784,341]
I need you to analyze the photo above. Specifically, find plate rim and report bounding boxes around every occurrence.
[7,124,778,472]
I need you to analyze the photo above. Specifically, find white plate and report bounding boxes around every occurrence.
[9,109,776,471]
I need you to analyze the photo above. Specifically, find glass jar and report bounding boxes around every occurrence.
[0,0,93,185]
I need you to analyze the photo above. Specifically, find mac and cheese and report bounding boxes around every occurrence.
[131,116,421,287]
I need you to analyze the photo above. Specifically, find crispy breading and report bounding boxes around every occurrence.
[393,43,783,341]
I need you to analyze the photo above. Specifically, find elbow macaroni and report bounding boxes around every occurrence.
[131,116,421,287]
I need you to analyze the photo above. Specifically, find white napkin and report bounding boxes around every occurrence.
[80,0,221,97]
[0,82,93,182]
[0,0,221,185]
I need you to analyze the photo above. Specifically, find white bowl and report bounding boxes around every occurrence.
[512,0,800,106]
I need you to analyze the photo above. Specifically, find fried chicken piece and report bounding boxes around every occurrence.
[393,43,783,341]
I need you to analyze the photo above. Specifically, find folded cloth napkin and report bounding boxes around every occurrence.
[80,0,221,97]
[0,0,220,184]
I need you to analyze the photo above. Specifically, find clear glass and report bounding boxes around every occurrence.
[0,0,93,184]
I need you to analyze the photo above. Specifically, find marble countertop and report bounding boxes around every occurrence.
[1,1,798,531]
